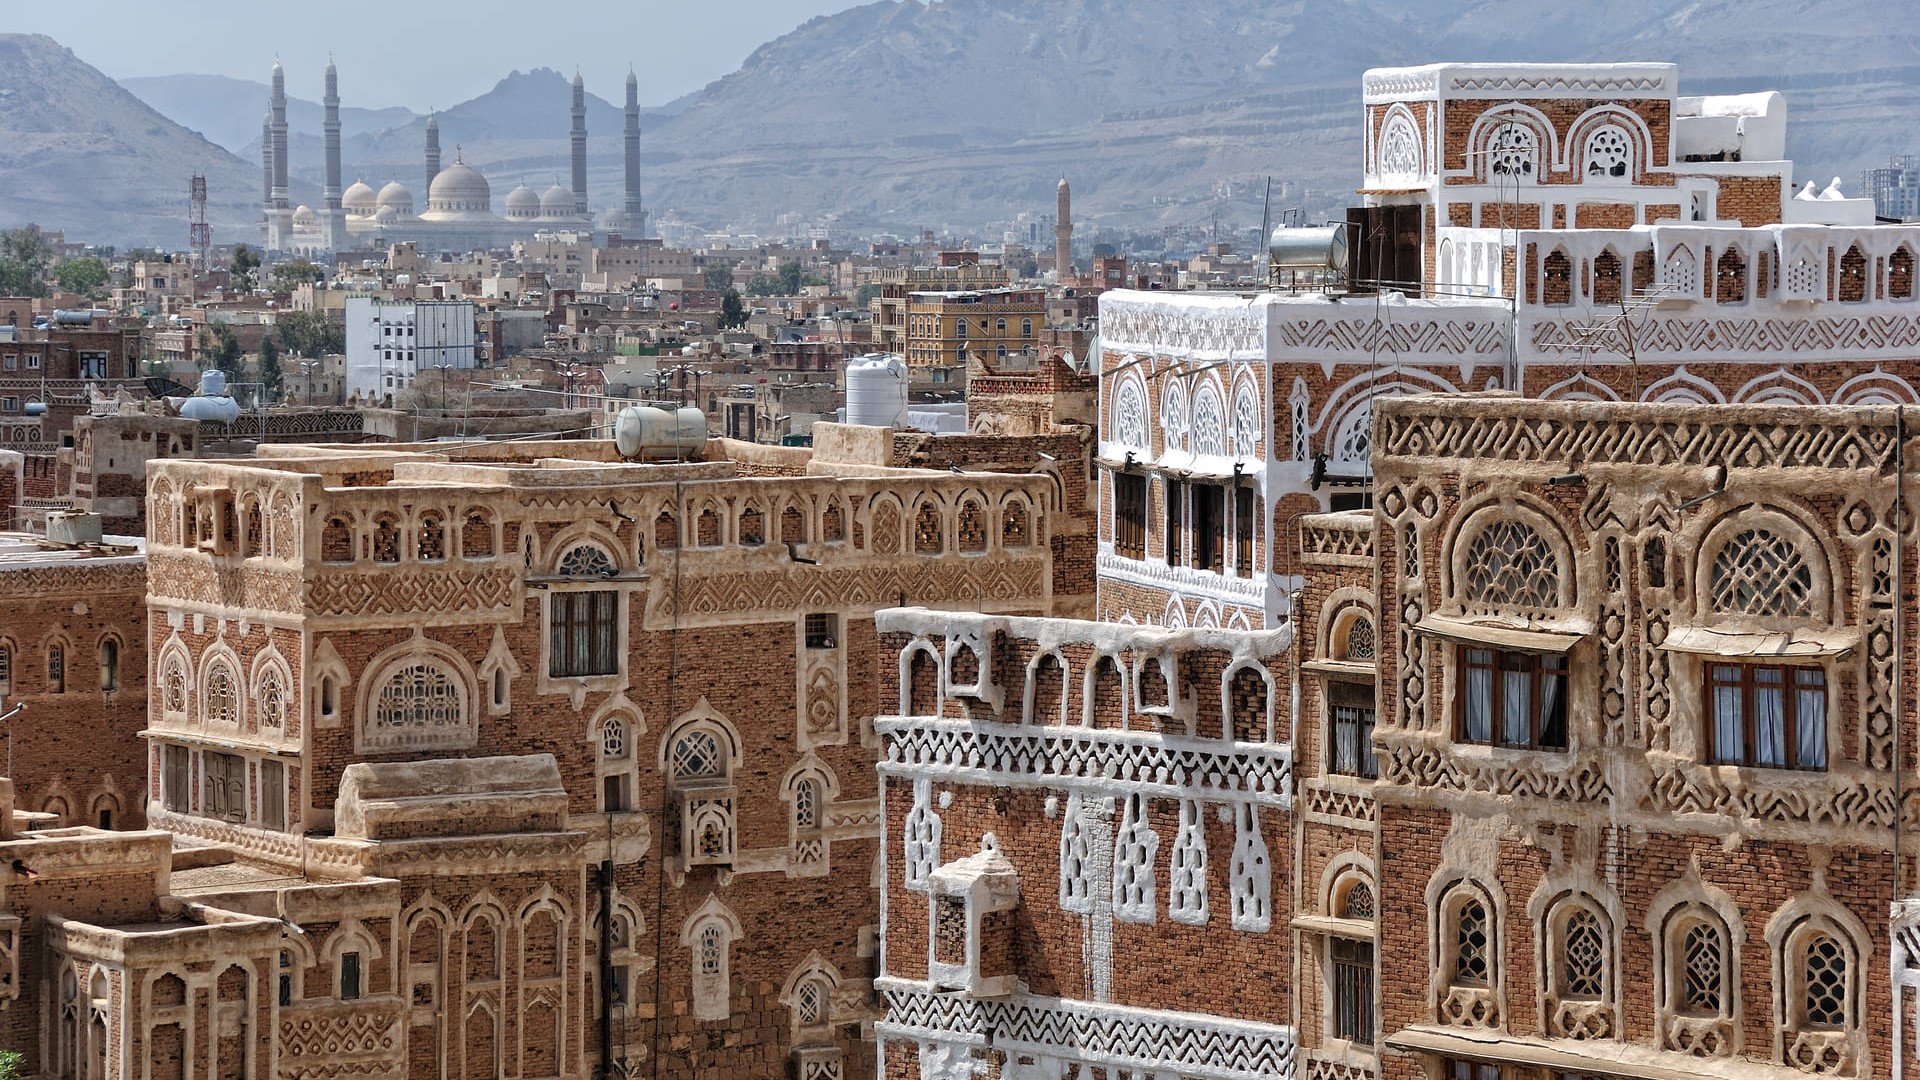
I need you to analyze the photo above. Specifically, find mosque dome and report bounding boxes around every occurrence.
[505,182,541,219]
[292,204,315,226]
[425,158,493,218]
[539,183,576,219]
[376,180,414,215]
[342,179,377,216]
[373,205,399,226]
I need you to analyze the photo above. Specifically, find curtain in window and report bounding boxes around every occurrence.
[1501,662,1531,746]
[1333,706,1360,775]
[1711,667,1742,763]
[1795,670,1827,769]
[1753,667,1785,766]
[1537,664,1566,748]
[1464,650,1492,742]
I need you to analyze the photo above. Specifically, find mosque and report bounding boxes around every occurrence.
[264,60,649,255]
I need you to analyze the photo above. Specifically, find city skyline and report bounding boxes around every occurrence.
[8,0,865,112]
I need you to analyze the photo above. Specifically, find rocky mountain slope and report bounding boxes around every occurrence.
[13,0,1920,247]
[0,36,262,247]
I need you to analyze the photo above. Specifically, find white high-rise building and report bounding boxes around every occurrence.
[344,297,476,402]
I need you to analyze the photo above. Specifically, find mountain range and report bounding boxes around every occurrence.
[2,0,1917,248]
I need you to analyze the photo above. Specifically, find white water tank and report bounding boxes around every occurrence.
[845,354,908,428]
[179,368,242,423]
[613,405,708,461]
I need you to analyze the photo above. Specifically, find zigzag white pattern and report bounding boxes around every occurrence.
[875,717,1291,807]
[878,979,1298,1080]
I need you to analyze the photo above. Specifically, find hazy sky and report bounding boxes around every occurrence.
[12,0,869,110]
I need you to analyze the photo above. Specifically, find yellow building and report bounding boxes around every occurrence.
[868,255,1011,353]
[903,287,1045,369]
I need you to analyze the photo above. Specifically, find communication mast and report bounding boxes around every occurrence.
[189,174,211,273]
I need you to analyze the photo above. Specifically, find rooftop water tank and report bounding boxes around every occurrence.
[1269,224,1350,274]
[613,405,708,461]
[844,354,909,428]
[179,368,241,423]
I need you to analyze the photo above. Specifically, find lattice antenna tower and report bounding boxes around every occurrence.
[1561,280,1681,396]
[189,174,211,274]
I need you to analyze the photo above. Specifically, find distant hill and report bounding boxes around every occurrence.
[121,73,418,155]
[34,1,1920,247]
[0,35,263,247]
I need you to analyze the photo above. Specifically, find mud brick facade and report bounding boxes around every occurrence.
[1363,394,1916,1080]
[0,535,149,830]
[1095,61,1920,644]
[872,609,1296,1080]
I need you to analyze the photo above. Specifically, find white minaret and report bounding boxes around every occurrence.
[570,72,589,217]
[322,59,344,250]
[622,68,646,237]
[266,60,292,251]
[425,112,441,194]
[1055,176,1073,280]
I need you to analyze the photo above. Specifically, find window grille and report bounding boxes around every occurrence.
[794,778,819,830]
[796,978,826,1027]
[697,925,724,976]
[1585,126,1631,177]
[601,718,627,759]
[1343,880,1376,920]
[1463,519,1559,610]
[1801,932,1848,1028]
[46,644,64,694]
[372,664,463,735]
[1333,937,1375,1044]
[1331,684,1378,778]
[204,661,236,723]
[1344,616,1375,661]
[1453,899,1490,985]
[1709,529,1813,617]
[1487,123,1536,178]
[258,667,285,729]
[1562,909,1606,998]
[1680,920,1725,1014]
[671,729,723,779]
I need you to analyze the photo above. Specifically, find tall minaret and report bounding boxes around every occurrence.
[322,59,344,250]
[425,112,441,194]
[260,109,274,214]
[622,68,645,236]
[570,71,589,217]
[1055,176,1073,280]
[267,60,292,250]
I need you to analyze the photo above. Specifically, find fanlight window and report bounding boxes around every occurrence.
[1112,379,1147,451]
[1192,387,1226,457]
[1709,528,1813,617]
[1452,898,1490,985]
[204,660,238,724]
[368,662,466,746]
[1462,519,1560,611]
[671,729,724,780]
[796,977,827,1027]
[1585,125,1631,178]
[1343,616,1375,661]
[1800,930,1848,1028]
[1379,114,1421,180]
[1487,123,1536,179]
[1680,920,1726,1014]
[258,666,287,729]
[1562,909,1606,998]
[558,544,615,578]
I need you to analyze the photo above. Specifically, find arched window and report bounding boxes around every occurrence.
[461,510,495,558]
[1890,246,1915,300]
[1486,121,1537,180]
[1330,875,1375,1045]
[793,973,829,1030]
[1232,384,1260,457]
[670,727,725,782]
[1716,246,1747,304]
[550,544,619,678]
[681,900,741,1022]
[995,318,1007,334]
[321,516,354,562]
[1592,249,1623,305]
[1541,249,1572,306]
[1838,244,1867,302]
[600,715,634,811]
[1709,527,1813,618]
[1663,244,1700,298]
[1339,613,1375,662]
[257,664,287,731]
[364,658,470,751]
[46,641,65,695]
[203,657,237,724]
[1377,112,1421,181]
[1782,920,1859,1072]
[1461,518,1562,611]
[1021,318,1033,338]
[1583,124,1632,179]
[1111,377,1146,450]
[1450,896,1490,986]
[97,638,118,693]
[793,777,819,830]
[1192,385,1225,457]
[371,515,401,563]
[416,513,446,561]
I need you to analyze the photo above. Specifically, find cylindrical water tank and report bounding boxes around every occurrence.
[1269,224,1350,273]
[200,369,229,396]
[180,395,241,423]
[844,354,909,428]
[613,405,708,461]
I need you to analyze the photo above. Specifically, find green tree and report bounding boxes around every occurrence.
[258,337,283,401]
[778,260,803,295]
[55,256,109,299]
[702,263,734,291]
[744,272,779,297]
[275,310,344,358]
[0,1048,22,1080]
[854,283,882,306]
[229,245,261,293]
[209,323,244,379]
[269,259,325,293]
[0,226,52,297]
[718,289,747,330]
